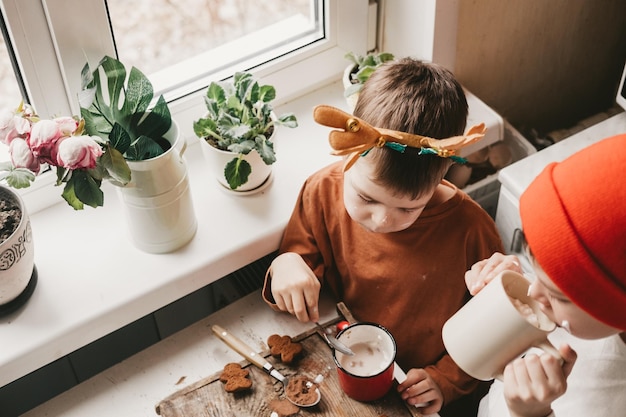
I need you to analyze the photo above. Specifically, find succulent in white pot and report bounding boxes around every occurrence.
[193,72,298,192]
[343,51,395,110]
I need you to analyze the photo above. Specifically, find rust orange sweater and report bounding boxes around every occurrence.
[264,161,504,406]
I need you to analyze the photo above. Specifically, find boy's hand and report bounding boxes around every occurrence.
[269,252,321,322]
[504,344,577,417]
[397,368,444,414]
[465,252,523,295]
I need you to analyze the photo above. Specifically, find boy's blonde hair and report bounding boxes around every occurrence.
[354,58,468,199]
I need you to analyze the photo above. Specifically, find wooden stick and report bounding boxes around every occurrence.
[336,302,357,324]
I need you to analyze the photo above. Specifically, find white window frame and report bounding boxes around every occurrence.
[0,0,372,213]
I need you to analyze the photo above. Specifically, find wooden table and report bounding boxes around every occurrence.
[156,318,421,417]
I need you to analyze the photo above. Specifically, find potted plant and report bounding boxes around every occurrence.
[193,72,298,192]
[79,55,197,253]
[0,185,35,315]
[343,51,395,110]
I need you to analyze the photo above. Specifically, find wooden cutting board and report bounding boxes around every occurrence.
[155,323,421,417]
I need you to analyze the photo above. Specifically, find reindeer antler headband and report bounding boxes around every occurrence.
[313,105,487,171]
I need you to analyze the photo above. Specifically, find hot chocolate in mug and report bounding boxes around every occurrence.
[333,322,396,402]
[442,270,561,381]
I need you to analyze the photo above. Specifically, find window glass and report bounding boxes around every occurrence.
[0,28,23,162]
[107,0,321,98]
[0,33,21,110]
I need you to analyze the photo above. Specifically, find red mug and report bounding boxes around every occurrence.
[332,322,396,402]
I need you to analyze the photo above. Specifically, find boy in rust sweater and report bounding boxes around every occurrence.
[263,58,504,416]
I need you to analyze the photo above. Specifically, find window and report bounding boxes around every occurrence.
[0,0,372,213]
[0,28,22,110]
[108,0,321,100]
[0,24,22,164]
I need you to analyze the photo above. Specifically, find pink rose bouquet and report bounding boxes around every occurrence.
[0,101,128,210]
[0,56,174,210]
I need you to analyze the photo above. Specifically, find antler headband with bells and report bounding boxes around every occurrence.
[312,105,487,171]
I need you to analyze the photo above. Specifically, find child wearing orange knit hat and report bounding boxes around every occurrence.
[465,134,626,417]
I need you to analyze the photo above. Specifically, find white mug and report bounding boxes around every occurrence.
[442,270,560,381]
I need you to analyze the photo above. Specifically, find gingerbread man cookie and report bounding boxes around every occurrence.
[267,334,303,363]
[219,362,252,393]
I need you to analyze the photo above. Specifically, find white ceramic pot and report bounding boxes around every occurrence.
[199,133,274,193]
[343,64,359,111]
[116,121,198,253]
[0,186,35,307]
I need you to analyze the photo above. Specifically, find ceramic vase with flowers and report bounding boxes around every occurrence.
[193,72,298,193]
[79,56,197,253]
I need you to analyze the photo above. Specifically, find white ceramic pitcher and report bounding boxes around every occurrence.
[117,121,197,254]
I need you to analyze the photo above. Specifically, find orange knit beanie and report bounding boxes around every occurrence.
[520,134,626,330]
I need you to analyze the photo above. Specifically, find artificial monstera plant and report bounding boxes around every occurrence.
[78,55,173,186]
[193,71,298,190]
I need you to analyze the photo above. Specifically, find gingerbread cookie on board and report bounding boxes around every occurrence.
[267,334,303,363]
[219,362,252,393]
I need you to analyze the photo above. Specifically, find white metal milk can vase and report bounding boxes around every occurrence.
[116,121,197,253]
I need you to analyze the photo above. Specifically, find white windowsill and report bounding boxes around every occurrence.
[0,79,345,387]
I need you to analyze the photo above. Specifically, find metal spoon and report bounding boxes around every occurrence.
[211,324,321,407]
[314,322,355,356]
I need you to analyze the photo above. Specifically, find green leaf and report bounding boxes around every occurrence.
[277,113,298,128]
[377,52,395,63]
[224,156,251,190]
[193,117,220,142]
[61,180,84,210]
[344,83,363,98]
[2,168,36,189]
[258,85,276,103]
[71,170,104,208]
[55,166,71,185]
[109,122,132,155]
[99,145,131,184]
[355,66,376,84]
[206,81,226,104]
[122,66,152,117]
[126,135,165,161]
[255,136,276,165]
[228,140,255,155]
[79,55,171,161]
[223,124,251,143]
[131,98,172,152]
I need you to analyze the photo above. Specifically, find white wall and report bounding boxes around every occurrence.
[381,0,459,71]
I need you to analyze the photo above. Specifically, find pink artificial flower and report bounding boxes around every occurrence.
[0,109,31,146]
[56,135,103,170]
[28,119,69,165]
[54,116,79,136]
[9,137,41,174]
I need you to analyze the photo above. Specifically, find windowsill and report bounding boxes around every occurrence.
[0,79,345,387]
